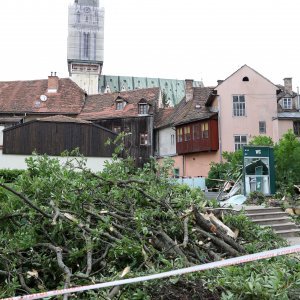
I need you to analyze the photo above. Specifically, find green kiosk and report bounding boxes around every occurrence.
[243,146,276,196]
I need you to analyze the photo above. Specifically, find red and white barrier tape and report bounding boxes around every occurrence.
[2,244,300,300]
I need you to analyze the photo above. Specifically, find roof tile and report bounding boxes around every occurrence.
[155,87,216,128]
[0,78,85,114]
[78,88,160,120]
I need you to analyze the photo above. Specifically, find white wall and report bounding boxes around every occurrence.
[157,127,176,157]
[70,73,99,95]
[0,126,4,147]
[0,150,112,172]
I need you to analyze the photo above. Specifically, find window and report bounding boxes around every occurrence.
[283,98,292,109]
[193,124,201,140]
[177,128,183,142]
[174,168,180,178]
[113,126,121,134]
[201,122,209,138]
[242,76,249,82]
[259,121,266,134]
[83,32,90,58]
[234,135,247,151]
[184,126,191,141]
[294,122,300,136]
[116,101,125,110]
[140,133,148,145]
[76,12,80,23]
[171,134,175,145]
[233,95,245,116]
[138,104,148,115]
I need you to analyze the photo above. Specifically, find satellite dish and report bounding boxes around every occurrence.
[40,95,47,102]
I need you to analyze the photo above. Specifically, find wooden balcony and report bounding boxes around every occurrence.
[176,119,219,155]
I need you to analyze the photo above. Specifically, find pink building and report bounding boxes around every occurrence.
[155,65,300,177]
[209,65,279,154]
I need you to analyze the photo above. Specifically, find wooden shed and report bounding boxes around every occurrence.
[3,115,117,157]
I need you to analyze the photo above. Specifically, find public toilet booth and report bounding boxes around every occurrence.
[243,146,275,196]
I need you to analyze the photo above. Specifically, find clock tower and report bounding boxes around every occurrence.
[67,0,104,94]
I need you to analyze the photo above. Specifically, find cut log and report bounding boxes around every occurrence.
[195,228,240,257]
[193,207,217,233]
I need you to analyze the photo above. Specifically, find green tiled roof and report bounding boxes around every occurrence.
[99,75,203,106]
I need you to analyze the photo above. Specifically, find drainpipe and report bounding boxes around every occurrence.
[297,87,300,111]
[183,154,186,177]
[157,131,159,157]
[218,95,223,162]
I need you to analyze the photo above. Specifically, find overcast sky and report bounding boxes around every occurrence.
[0,0,299,89]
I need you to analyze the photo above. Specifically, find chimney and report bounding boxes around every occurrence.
[283,77,292,94]
[185,79,194,102]
[48,72,59,93]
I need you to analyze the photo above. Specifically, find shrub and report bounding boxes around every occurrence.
[0,169,24,183]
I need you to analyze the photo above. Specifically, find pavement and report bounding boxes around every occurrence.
[285,237,300,245]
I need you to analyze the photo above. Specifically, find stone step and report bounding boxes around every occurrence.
[244,207,283,214]
[243,206,300,240]
[274,229,300,238]
[246,212,289,220]
[286,237,300,246]
[261,223,299,231]
[253,217,291,226]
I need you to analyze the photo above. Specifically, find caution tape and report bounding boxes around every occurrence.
[2,244,300,300]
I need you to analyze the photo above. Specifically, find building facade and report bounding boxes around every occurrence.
[156,65,300,177]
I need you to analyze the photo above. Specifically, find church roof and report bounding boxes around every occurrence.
[99,75,203,106]
[0,78,86,115]
[78,87,160,120]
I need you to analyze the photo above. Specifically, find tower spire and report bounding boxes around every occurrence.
[67,0,104,94]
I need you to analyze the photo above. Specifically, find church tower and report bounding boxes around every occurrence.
[67,0,104,94]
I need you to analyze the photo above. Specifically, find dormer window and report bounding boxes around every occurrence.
[283,98,292,109]
[116,100,125,110]
[138,103,148,115]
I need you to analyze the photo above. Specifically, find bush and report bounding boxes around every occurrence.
[206,150,242,190]
[274,130,300,194]
[0,169,24,183]
[245,191,266,205]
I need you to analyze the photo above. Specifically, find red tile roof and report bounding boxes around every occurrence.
[154,107,175,129]
[37,115,91,124]
[155,87,217,128]
[78,88,160,120]
[0,78,86,114]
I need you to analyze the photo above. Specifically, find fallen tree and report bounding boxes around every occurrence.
[0,151,299,299]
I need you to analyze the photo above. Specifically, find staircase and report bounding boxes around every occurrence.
[244,206,300,241]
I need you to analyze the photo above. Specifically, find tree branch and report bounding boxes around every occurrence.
[18,268,32,294]
[35,243,72,299]
[182,217,189,248]
[0,183,51,219]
